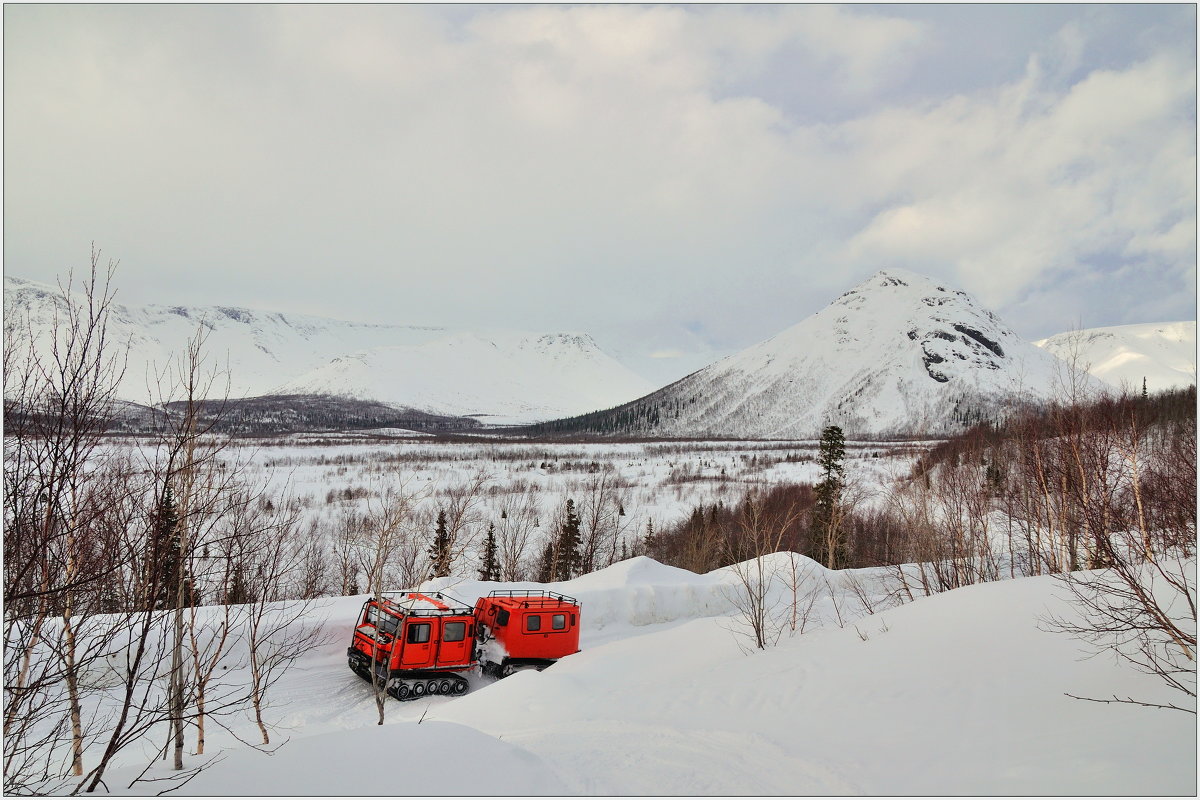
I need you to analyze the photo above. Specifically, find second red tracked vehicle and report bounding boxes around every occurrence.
[348,588,581,700]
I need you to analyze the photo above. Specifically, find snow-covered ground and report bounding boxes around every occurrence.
[105,438,921,577]
[89,555,1194,796]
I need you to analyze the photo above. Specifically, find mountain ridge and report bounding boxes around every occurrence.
[1034,321,1195,392]
[3,275,654,424]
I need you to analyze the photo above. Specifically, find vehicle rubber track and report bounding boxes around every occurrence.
[347,657,469,701]
[385,675,470,701]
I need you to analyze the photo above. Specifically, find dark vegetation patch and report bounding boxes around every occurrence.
[88,394,482,437]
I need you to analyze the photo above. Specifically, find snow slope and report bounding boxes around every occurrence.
[279,331,654,424]
[558,269,1095,438]
[91,555,1193,796]
[1035,321,1196,392]
[2,276,653,423]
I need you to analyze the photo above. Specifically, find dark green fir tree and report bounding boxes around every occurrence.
[479,522,500,582]
[428,510,452,579]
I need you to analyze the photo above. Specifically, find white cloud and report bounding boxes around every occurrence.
[836,52,1195,311]
[3,4,1193,372]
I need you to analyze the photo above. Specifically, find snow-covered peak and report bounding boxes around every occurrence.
[555,269,1097,438]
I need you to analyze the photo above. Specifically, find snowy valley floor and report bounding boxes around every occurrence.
[95,557,1194,796]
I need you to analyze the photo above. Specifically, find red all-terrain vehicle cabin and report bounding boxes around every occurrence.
[347,591,476,700]
[474,589,581,677]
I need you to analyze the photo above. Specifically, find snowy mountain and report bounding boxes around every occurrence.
[279,331,652,423]
[1034,321,1196,393]
[535,269,1090,439]
[2,276,653,423]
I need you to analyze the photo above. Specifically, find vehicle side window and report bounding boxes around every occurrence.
[552,613,566,630]
[406,623,431,644]
[526,614,541,632]
[496,609,509,627]
[443,621,466,642]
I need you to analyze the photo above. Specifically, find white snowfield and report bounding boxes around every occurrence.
[2,276,653,423]
[98,555,1193,796]
[1035,321,1197,393]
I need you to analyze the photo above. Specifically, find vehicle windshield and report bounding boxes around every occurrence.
[365,605,403,637]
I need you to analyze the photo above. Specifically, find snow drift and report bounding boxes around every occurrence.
[86,554,1194,796]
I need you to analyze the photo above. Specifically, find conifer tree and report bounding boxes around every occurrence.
[428,510,452,579]
[479,522,500,581]
[536,538,556,583]
[555,499,581,581]
[225,561,252,605]
[147,485,181,610]
[810,424,848,569]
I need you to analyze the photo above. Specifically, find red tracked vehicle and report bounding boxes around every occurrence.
[348,589,582,700]
[473,589,581,678]
[347,591,476,700]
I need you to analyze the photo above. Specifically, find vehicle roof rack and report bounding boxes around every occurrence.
[486,588,579,607]
[375,590,474,616]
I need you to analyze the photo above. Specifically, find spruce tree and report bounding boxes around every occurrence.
[147,486,181,610]
[537,538,556,583]
[225,561,253,605]
[428,510,452,579]
[555,499,581,581]
[479,522,500,582]
[811,424,848,569]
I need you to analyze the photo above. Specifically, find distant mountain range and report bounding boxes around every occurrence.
[6,272,1191,438]
[527,270,1116,439]
[2,276,654,424]
[1034,322,1195,393]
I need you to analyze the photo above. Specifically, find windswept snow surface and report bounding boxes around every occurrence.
[2,276,653,422]
[94,556,1193,796]
[1035,321,1197,392]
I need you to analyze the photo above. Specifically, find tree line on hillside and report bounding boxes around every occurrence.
[72,394,482,437]
[649,388,1194,578]
[645,386,1196,709]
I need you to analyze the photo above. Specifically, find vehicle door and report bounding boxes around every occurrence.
[435,617,472,667]
[399,620,435,669]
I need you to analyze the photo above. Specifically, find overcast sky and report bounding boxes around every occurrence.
[5,4,1196,383]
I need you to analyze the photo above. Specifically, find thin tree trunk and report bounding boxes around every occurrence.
[63,613,84,777]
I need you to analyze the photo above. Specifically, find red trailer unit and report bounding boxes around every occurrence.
[347,591,476,700]
[474,589,581,677]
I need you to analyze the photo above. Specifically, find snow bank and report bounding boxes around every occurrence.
[107,720,567,796]
[431,569,1195,795]
[56,556,1196,796]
